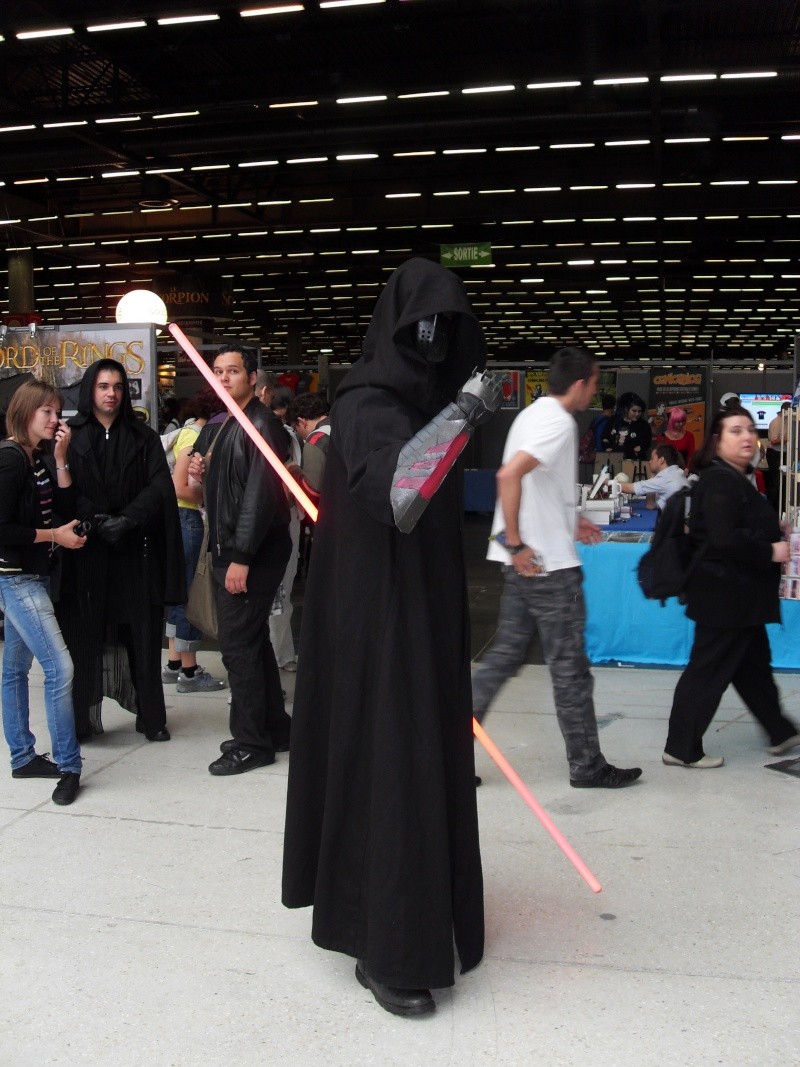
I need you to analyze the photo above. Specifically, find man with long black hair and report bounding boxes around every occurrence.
[57,359,184,741]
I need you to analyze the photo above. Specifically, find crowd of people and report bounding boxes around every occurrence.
[1,261,799,1017]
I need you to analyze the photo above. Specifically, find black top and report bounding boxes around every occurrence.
[686,459,781,628]
[0,441,75,577]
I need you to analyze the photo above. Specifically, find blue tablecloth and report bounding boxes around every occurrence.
[579,540,800,669]
[601,507,657,533]
[463,469,496,512]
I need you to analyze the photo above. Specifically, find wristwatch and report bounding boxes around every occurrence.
[505,543,528,555]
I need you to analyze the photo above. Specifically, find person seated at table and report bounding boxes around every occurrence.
[656,407,695,468]
[601,394,651,465]
[615,444,688,511]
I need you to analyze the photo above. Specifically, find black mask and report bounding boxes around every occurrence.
[415,314,452,363]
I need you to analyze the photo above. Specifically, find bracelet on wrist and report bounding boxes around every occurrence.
[506,542,528,555]
[56,464,69,471]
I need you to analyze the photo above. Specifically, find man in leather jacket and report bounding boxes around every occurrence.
[189,345,292,775]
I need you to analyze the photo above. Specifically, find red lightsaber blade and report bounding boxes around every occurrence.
[473,719,603,894]
[168,322,319,522]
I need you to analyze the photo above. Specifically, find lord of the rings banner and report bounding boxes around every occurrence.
[0,322,158,426]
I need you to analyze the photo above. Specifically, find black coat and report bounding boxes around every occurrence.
[55,360,185,729]
[204,396,290,565]
[685,460,781,628]
[282,258,486,990]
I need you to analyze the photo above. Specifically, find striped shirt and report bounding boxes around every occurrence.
[33,458,54,553]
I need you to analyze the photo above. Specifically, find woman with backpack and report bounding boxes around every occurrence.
[663,406,800,768]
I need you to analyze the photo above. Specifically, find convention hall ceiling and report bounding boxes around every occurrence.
[1,0,799,363]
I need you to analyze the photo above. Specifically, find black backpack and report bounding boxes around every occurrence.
[636,487,703,605]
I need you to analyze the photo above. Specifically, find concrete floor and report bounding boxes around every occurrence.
[2,648,799,1066]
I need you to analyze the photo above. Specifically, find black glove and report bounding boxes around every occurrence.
[455,372,503,429]
[95,514,137,545]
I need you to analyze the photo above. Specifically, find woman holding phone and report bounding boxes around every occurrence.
[0,381,87,805]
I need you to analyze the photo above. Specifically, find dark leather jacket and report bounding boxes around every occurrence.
[206,396,290,565]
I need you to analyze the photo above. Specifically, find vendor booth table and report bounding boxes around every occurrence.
[579,533,800,669]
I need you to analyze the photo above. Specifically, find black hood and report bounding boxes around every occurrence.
[69,358,137,427]
[337,258,487,416]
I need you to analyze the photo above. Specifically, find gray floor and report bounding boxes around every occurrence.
[2,650,799,1066]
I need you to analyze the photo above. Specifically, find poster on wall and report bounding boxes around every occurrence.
[588,370,618,409]
[524,370,548,405]
[647,366,707,451]
[0,322,158,427]
[497,370,521,409]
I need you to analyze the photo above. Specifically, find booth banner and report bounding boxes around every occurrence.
[497,370,521,409]
[524,370,548,405]
[647,366,706,448]
[0,322,158,426]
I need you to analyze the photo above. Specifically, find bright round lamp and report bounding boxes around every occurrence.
[115,289,168,326]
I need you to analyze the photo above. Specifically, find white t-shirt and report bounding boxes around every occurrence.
[487,395,579,572]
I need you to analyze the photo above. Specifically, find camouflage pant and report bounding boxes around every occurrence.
[471,566,606,780]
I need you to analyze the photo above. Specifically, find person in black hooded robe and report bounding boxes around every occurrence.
[282,258,498,1017]
[55,359,185,741]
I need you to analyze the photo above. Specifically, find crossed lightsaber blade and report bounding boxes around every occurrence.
[169,322,602,894]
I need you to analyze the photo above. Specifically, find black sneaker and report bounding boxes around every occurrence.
[570,764,642,789]
[52,772,81,805]
[12,754,61,779]
[208,747,275,776]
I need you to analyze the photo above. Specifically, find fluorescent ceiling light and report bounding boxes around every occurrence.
[191,164,230,171]
[14,177,48,185]
[605,139,650,147]
[394,150,435,157]
[153,111,200,119]
[661,73,717,82]
[495,145,539,152]
[336,95,387,104]
[96,116,141,124]
[270,100,318,108]
[240,5,304,15]
[87,20,147,32]
[721,71,777,79]
[462,84,515,95]
[0,125,36,133]
[238,159,279,167]
[287,156,328,164]
[594,76,648,85]
[443,148,486,155]
[550,143,594,149]
[336,153,378,161]
[101,170,139,178]
[524,186,561,192]
[17,27,73,40]
[723,136,769,142]
[617,183,655,189]
[321,0,384,7]
[526,81,580,90]
[146,167,184,174]
[43,120,88,129]
[664,137,710,144]
[385,192,421,199]
[157,15,221,26]
[398,90,449,100]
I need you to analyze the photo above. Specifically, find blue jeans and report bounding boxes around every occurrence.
[471,566,606,781]
[165,508,205,652]
[0,574,81,774]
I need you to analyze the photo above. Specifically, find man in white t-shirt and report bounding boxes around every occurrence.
[472,347,642,789]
